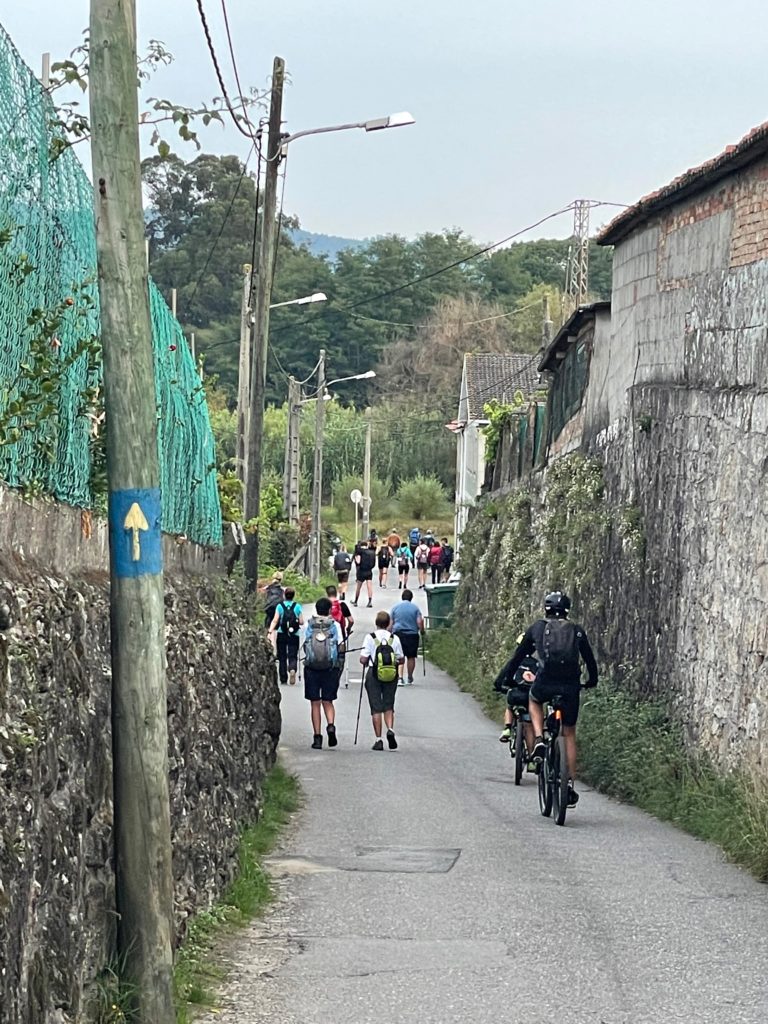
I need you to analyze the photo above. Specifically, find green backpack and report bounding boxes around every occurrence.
[372,634,398,683]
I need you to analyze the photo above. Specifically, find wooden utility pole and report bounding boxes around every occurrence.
[236,262,253,488]
[283,375,301,526]
[244,56,285,589]
[89,2,175,1022]
[361,407,372,539]
[310,349,326,582]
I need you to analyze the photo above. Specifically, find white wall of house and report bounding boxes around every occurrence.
[454,420,486,551]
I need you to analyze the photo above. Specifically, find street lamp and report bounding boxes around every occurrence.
[269,292,327,310]
[243,54,413,590]
[280,112,415,151]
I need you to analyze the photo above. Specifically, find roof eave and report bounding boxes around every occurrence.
[537,301,610,372]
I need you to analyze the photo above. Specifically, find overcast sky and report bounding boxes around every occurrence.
[5,0,768,243]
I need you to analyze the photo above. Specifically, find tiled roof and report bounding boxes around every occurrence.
[598,121,768,246]
[463,353,541,421]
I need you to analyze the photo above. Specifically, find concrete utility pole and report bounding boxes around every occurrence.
[310,350,326,582]
[542,294,554,348]
[361,407,372,539]
[89,2,175,1022]
[283,375,301,526]
[244,56,285,590]
[236,262,253,488]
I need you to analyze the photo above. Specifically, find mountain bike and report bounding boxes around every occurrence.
[508,702,532,786]
[537,695,571,826]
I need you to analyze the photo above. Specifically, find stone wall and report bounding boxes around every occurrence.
[0,563,280,1024]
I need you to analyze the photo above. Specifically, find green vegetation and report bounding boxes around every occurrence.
[427,628,768,881]
[174,764,300,1023]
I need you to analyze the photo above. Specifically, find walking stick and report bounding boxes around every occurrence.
[354,670,366,745]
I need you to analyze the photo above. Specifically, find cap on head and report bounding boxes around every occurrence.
[543,591,571,617]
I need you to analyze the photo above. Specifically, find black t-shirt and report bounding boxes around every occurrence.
[359,547,376,572]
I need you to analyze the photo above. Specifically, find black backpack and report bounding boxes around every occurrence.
[538,618,580,675]
[279,601,300,636]
[264,582,284,617]
[334,551,352,571]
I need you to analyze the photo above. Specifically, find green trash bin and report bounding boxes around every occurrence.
[424,582,459,629]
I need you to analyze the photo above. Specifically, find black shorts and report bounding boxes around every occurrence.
[304,668,341,702]
[357,570,373,582]
[506,685,530,710]
[529,679,580,727]
[395,631,420,659]
[365,670,397,714]
[397,562,410,574]
[377,557,391,569]
[336,570,349,583]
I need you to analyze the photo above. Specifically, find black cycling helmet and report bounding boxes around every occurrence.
[544,591,571,616]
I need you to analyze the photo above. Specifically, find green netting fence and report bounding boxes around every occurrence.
[0,24,222,546]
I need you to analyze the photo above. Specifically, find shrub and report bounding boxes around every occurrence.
[395,474,450,520]
[330,473,394,523]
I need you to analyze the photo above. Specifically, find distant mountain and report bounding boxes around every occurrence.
[290,228,367,260]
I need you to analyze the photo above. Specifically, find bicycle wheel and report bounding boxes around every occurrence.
[514,719,525,785]
[538,744,553,816]
[553,736,569,826]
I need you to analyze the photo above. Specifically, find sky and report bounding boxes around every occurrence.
[4,0,768,244]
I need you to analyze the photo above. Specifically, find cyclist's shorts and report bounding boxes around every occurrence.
[529,679,580,727]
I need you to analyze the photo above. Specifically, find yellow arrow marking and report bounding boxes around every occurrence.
[123,502,149,562]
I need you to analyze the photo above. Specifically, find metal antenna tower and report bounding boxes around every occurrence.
[563,199,594,321]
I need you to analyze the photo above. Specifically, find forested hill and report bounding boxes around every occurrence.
[289,228,366,259]
[144,152,612,408]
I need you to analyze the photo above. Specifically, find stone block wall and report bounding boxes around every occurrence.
[0,565,280,1024]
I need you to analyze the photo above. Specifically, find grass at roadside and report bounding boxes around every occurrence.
[427,627,768,882]
[174,764,301,1022]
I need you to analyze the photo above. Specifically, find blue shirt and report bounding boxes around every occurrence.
[390,600,422,634]
[276,600,302,632]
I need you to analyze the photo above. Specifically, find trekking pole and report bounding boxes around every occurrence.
[354,671,366,745]
[421,630,427,677]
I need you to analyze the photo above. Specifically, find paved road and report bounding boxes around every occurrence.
[213,588,768,1024]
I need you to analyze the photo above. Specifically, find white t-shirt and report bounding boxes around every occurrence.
[361,629,404,665]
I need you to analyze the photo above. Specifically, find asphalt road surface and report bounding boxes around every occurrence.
[212,588,768,1024]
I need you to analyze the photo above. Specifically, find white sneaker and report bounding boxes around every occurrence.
[397,679,406,687]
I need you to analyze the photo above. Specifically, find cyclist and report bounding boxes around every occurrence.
[500,592,598,807]
[492,634,537,756]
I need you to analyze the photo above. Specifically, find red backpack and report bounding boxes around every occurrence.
[330,598,344,625]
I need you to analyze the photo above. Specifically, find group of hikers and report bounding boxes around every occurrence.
[263,562,598,807]
[263,571,425,750]
[332,526,454,607]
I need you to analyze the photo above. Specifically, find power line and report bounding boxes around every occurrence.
[194,0,257,142]
[219,0,258,138]
[339,298,541,329]
[186,145,254,309]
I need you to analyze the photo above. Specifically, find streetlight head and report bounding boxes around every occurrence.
[359,370,376,379]
[363,111,416,132]
[296,291,327,305]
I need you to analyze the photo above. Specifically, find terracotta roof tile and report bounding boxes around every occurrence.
[598,121,768,246]
[464,353,541,421]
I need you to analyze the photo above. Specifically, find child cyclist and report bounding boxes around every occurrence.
[492,634,537,759]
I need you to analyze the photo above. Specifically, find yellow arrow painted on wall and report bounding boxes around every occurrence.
[124,502,149,562]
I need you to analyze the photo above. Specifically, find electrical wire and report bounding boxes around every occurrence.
[219,0,258,138]
[187,144,254,309]
[339,298,541,330]
[194,0,257,142]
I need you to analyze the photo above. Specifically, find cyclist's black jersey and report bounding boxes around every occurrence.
[498,618,598,688]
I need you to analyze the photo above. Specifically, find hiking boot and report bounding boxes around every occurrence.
[372,739,384,751]
[499,726,512,743]
[567,783,579,807]
[531,738,546,764]
[386,729,398,750]
[288,670,296,686]
[327,723,338,747]
[311,734,323,750]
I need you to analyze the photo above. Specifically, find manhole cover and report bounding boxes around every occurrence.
[343,846,461,873]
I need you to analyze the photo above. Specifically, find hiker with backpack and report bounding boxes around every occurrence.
[333,543,353,598]
[414,539,431,589]
[360,610,405,750]
[428,539,443,585]
[262,572,285,629]
[377,541,392,588]
[386,528,401,557]
[408,525,421,555]
[395,543,413,589]
[440,537,454,581]
[352,538,377,608]
[500,591,598,807]
[268,587,304,686]
[303,596,346,750]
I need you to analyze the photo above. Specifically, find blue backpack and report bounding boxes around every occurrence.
[409,527,420,545]
[303,616,340,671]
